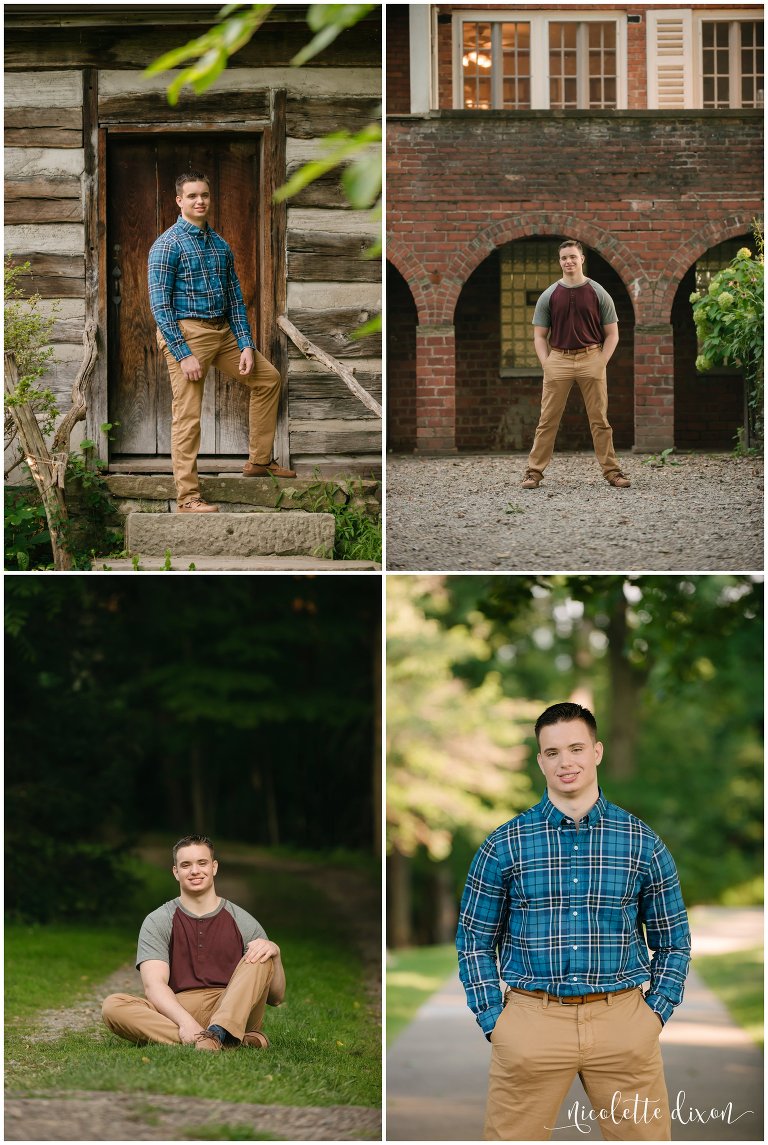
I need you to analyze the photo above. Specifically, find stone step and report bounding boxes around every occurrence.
[92,555,381,572]
[125,511,335,559]
[104,474,381,515]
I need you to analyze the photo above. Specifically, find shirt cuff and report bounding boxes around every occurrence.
[644,992,673,1026]
[235,333,255,352]
[168,339,192,362]
[478,1004,503,1039]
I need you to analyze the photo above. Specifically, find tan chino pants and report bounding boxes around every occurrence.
[527,347,622,478]
[157,319,282,506]
[102,956,274,1046]
[484,987,671,1141]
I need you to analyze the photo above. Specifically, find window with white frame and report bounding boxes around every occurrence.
[701,19,763,107]
[456,12,626,110]
[647,10,763,109]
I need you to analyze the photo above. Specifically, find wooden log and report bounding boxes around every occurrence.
[4,198,83,224]
[98,89,271,124]
[286,97,381,139]
[288,230,377,256]
[5,127,82,147]
[5,175,82,200]
[288,252,380,282]
[4,352,73,570]
[9,253,84,277]
[288,418,381,454]
[14,276,85,300]
[284,308,381,360]
[4,20,381,70]
[5,108,82,128]
[278,314,382,418]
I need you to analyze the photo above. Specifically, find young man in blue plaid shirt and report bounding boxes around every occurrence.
[457,702,690,1141]
[149,172,295,512]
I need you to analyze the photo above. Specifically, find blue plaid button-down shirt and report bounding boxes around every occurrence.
[457,789,691,1037]
[148,216,254,362]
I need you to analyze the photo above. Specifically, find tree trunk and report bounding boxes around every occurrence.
[431,862,458,944]
[606,596,646,778]
[372,611,382,859]
[4,352,72,570]
[387,844,412,948]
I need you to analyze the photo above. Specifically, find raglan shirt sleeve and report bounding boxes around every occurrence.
[590,280,619,326]
[532,285,554,328]
[136,904,173,969]
[223,247,255,352]
[638,836,691,1025]
[456,834,509,1038]
[148,239,192,362]
[227,902,268,951]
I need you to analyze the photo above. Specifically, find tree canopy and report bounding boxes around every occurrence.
[6,577,379,922]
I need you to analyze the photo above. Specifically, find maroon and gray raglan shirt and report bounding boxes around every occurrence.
[136,898,267,992]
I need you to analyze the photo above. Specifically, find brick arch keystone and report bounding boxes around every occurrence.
[430,215,646,325]
[655,214,758,324]
[385,237,433,325]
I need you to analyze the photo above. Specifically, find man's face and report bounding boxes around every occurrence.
[176,180,211,226]
[173,844,218,895]
[559,245,585,279]
[536,718,603,798]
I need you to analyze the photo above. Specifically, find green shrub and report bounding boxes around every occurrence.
[690,224,764,446]
[4,256,60,453]
[4,488,54,570]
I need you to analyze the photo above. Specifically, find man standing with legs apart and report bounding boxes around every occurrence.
[522,240,630,489]
[457,703,690,1140]
[103,834,286,1050]
[149,171,296,513]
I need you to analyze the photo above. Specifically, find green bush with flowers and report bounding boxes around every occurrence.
[690,224,764,447]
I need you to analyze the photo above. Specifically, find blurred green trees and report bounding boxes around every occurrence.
[387,575,763,946]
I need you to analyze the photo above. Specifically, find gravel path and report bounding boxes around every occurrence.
[5,1092,381,1141]
[386,452,763,572]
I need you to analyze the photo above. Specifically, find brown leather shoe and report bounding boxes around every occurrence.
[194,1030,222,1052]
[606,473,631,488]
[240,1030,270,1050]
[243,459,297,478]
[522,471,542,489]
[178,498,219,513]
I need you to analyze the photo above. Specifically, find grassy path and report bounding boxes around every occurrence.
[6,847,381,1141]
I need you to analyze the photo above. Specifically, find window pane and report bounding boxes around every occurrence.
[500,241,561,370]
[703,24,714,48]
[716,76,729,103]
[702,76,715,107]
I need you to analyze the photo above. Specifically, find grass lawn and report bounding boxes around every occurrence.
[693,945,763,1047]
[386,943,458,1046]
[6,852,381,1110]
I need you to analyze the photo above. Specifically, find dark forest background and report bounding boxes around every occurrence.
[6,576,380,923]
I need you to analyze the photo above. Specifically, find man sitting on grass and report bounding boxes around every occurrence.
[102,834,285,1051]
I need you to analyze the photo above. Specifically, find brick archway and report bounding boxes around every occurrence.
[432,214,645,326]
[385,236,433,325]
[656,214,759,323]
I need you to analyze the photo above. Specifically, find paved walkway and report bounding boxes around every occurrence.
[387,908,763,1141]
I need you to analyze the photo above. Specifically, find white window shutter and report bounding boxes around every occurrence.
[647,10,693,108]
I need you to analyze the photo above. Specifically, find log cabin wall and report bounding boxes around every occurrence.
[4,5,382,480]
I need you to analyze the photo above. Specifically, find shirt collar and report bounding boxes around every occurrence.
[175,214,209,238]
[536,787,608,828]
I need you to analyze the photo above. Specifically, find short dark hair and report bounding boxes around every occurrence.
[559,239,584,254]
[175,171,210,196]
[535,702,597,744]
[173,834,215,865]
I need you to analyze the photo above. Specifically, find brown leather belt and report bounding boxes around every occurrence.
[507,985,637,1005]
[552,344,601,356]
[189,315,228,329]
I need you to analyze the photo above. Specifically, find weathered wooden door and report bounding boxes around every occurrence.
[107,134,259,460]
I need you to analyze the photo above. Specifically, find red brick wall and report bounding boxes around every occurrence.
[386,5,411,115]
[387,263,418,451]
[386,110,762,451]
